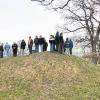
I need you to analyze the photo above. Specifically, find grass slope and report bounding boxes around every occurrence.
[0,52,100,100]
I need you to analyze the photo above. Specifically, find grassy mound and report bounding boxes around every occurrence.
[0,52,100,100]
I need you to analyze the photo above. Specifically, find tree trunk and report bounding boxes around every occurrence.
[97,41,100,64]
[91,43,98,64]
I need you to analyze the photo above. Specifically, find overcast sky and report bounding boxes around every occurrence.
[0,0,65,44]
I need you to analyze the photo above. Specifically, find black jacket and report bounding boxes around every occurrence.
[0,45,4,51]
[55,36,60,44]
[34,38,39,45]
[59,36,64,44]
[12,44,18,51]
[38,38,45,45]
[21,41,26,49]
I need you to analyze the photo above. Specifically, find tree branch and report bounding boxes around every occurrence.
[64,26,86,33]
[31,0,54,5]
[53,0,72,10]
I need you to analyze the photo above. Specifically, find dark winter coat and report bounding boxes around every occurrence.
[64,40,70,48]
[69,40,73,48]
[43,41,48,51]
[55,32,60,44]
[0,45,4,51]
[34,38,39,45]
[59,35,64,44]
[38,38,45,45]
[0,44,4,58]
[21,41,26,49]
[55,36,60,44]
[12,43,18,56]
[12,43,18,51]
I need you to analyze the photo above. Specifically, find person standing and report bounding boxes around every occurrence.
[0,43,4,58]
[55,31,60,52]
[4,42,10,57]
[69,39,73,55]
[38,35,45,52]
[43,38,48,51]
[59,33,64,53]
[20,40,26,56]
[34,35,39,52]
[12,42,18,57]
[49,35,55,52]
[28,36,33,54]
[64,38,70,55]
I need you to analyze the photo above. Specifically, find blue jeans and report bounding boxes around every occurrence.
[50,43,54,52]
[5,49,10,56]
[39,45,43,52]
[20,49,25,56]
[35,45,39,52]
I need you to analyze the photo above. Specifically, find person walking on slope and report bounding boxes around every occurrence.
[34,35,39,52]
[4,42,10,57]
[0,43,4,58]
[12,42,18,57]
[28,36,33,54]
[20,40,26,56]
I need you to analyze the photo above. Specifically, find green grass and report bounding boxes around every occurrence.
[0,52,100,100]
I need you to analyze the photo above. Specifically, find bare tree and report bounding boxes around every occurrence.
[31,0,100,64]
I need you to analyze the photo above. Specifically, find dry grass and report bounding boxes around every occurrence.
[0,52,100,100]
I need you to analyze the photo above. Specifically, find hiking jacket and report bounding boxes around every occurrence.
[5,43,10,50]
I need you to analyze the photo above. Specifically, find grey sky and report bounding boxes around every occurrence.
[0,0,63,43]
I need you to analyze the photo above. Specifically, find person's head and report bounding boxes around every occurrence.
[66,38,68,41]
[55,31,59,37]
[22,39,24,42]
[60,32,63,36]
[6,42,8,44]
[40,35,42,38]
[50,35,53,38]
[29,36,31,39]
[35,35,38,38]
[13,42,16,44]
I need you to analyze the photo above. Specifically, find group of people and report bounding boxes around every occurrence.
[0,32,73,58]
[49,32,73,54]
[0,35,48,58]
